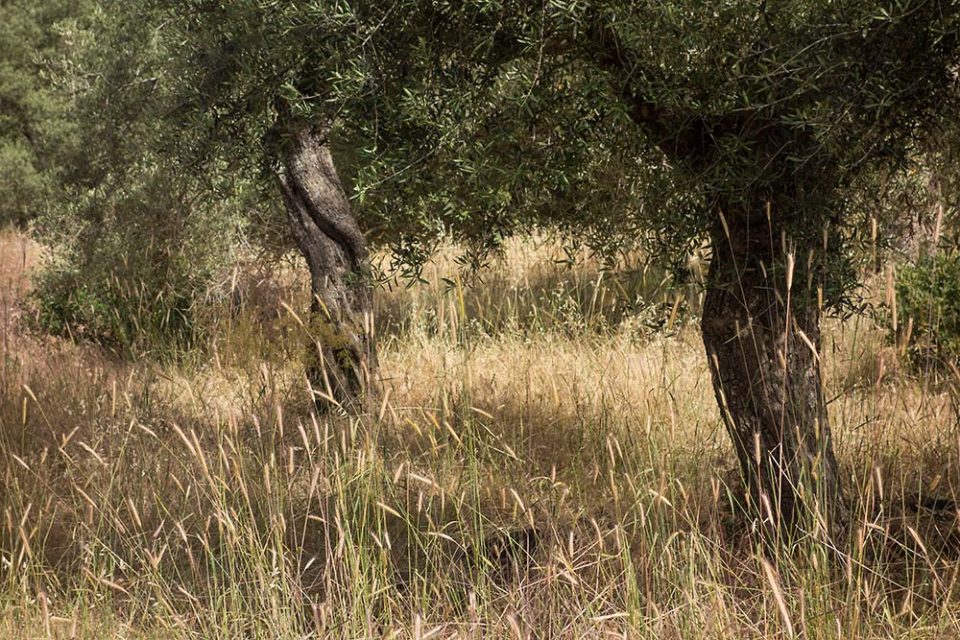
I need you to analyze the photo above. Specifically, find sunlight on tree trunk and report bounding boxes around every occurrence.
[276,125,378,412]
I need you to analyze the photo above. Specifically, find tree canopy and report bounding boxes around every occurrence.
[125,0,958,280]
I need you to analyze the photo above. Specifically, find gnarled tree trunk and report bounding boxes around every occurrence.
[701,201,846,543]
[275,125,378,412]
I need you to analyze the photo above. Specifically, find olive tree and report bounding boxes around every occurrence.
[432,0,959,541]
[111,0,959,540]
[150,2,404,409]
[575,1,958,538]
[146,0,649,409]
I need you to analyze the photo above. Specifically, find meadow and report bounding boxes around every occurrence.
[2,227,959,639]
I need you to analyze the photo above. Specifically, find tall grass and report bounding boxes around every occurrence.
[2,229,960,638]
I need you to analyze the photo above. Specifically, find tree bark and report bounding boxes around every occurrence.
[701,202,846,544]
[582,15,851,545]
[275,125,378,412]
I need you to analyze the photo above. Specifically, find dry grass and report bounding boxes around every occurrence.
[2,229,960,638]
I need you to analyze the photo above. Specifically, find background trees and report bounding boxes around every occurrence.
[20,1,253,354]
[0,0,88,226]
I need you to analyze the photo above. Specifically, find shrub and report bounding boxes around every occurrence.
[33,264,198,357]
[30,168,249,358]
[896,251,960,370]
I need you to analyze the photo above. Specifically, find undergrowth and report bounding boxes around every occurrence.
[2,230,960,638]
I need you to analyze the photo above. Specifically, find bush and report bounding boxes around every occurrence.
[31,167,250,358]
[33,263,198,357]
[896,251,960,370]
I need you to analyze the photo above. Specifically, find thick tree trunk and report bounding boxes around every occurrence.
[275,125,378,412]
[701,202,846,543]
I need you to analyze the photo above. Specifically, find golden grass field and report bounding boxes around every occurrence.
[1,227,959,638]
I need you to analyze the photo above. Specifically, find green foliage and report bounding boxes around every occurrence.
[33,268,193,355]
[0,141,49,225]
[26,1,252,354]
[32,171,240,357]
[143,0,959,293]
[897,251,960,369]
[7,0,960,354]
[0,0,86,226]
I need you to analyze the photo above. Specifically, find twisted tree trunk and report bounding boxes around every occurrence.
[275,125,378,412]
[701,201,846,543]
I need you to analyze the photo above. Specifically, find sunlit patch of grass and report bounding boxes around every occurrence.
[2,230,960,638]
